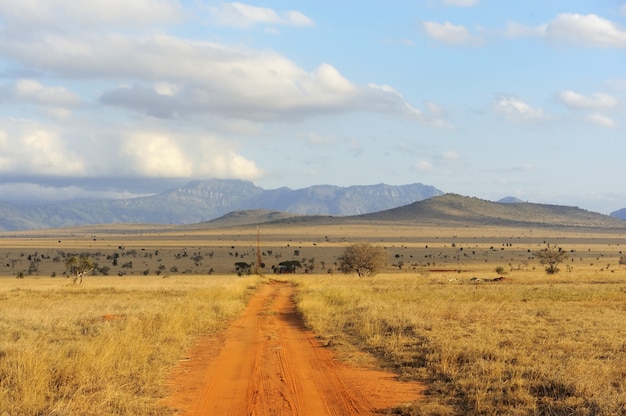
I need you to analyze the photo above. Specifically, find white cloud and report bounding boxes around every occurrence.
[0,116,263,182]
[586,113,617,128]
[547,13,626,48]
[0,121,85,175]
[3,79,83,110]
[154,82,179,97]
[422,21,480,46]
[442,0,479,7]
[122,133,193,177]
[442,150,460,160]
[0,0,182,30]
[416,160,433,171]
[504,22,546,38]
[494,96,547,122]
[425,101,445,117]
[422,21,470,45]
[120,130,263,179]
[0,183,151,203]
[209,2,314,28]
[507,13,626,48]
[0,30,432,122]
[366,84,451,127]
[558,90,619,110]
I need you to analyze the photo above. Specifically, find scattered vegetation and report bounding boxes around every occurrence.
[1,223,626,414]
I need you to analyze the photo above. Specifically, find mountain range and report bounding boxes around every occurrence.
[1,179,625,232]
[0,179,443,231]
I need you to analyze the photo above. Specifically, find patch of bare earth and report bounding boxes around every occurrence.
[161,281,423,415]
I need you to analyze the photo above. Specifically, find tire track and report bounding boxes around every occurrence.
[163,281,423,415]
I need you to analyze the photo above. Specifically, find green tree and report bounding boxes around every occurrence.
[339,243,387,277]
[276,260,302,274]
[534,244,569,274]
[65,255,94,284]
[234,262,252,276]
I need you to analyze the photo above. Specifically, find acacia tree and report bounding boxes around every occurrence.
[534,244,569,274]
[339,243,387,277]
[65,255,94,284]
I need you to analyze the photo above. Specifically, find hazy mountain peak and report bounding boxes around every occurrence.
[498,196,524,204]
[0,179,443,231]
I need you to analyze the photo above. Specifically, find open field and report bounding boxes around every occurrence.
[1,222,626,414]
[0,275,258,415]
[295,273,626,415]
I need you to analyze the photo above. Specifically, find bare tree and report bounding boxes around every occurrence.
[339,243,387,277]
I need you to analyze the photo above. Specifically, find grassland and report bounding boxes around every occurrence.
[294,272,626,415]
[0,275,258,415]
[1,222,626,415]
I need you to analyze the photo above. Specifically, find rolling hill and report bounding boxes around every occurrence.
[610,207,626,221]
[356,194,626,229]
[203,194,626,230]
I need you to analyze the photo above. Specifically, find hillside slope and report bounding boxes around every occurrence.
[357,194,626,229]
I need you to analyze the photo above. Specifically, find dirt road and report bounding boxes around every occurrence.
[163,281,423,415]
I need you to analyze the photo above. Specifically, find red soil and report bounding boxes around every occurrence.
[162,280,423,415]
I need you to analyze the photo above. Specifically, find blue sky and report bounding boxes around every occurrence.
[0,1,624,214]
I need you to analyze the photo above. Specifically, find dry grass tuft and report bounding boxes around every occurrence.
[293,272,626,415]
[0,275,258,415]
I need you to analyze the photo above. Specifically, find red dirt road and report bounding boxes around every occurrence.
[163,281,423,415]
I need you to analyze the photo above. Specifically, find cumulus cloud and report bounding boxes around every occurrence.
[0,115,263,183]
[209,2,314,28]
[557,90,619,128]
[0,30,434,123]
[494,96,547,122]
[118,129,263,180]
[0,121,85,175]
[0,0,453,198]
[507,13,626,48]
[422,21,481,46]
[546,13,626,48]
[0,0,182,31]
[0,79,83,114]
[558,90,619,110]
[504,22,546,38]
[367,84,452,127]
[586,113,617,128]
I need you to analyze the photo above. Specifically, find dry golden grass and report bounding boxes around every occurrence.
[292,270,626,415]
[2,222,626,414]
[0,275,259,415]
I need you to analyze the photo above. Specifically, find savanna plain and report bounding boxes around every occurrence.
[1,221,625,415]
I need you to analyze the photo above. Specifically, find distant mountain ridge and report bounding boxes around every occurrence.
[0,179,443,231]
[610,207,626,221]
[358,194,626,229]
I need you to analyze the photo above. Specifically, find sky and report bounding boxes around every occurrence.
[0,1,625,214]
